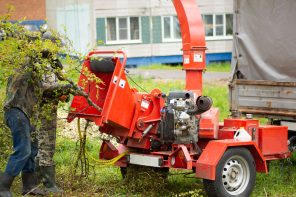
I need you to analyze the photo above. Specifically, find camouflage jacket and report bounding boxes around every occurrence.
[4,70,43,119]
[4,65,61,119]
[4,61,70,119]
[41,69,59,103]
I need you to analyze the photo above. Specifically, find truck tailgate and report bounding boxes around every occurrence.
[230,80,296,118]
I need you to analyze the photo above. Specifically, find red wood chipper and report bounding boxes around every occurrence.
[67,0,291,196]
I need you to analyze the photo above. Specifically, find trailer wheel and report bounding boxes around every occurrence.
[203,148,256,197]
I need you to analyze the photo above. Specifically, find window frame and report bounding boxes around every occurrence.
[161,16,182,43]
[203,13,233,41]
[105,16,142,45]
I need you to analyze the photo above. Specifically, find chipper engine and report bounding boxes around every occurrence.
[67,0,291,196]
[160,92,212,149]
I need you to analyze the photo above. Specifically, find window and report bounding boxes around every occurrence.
[202,14,233,39]
[226,14,233,36]
[106,17,141,44]
[215,15,224,36]
[106,18,116,41]
[162,16,181,42]
[203,15,213,37]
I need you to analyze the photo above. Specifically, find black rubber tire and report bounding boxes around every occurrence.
[90,57,115,73]
[203,148,256,197]
[289,136,296,152]
[120,167,127,179]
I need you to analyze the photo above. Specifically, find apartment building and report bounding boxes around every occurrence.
[46,0,233,66]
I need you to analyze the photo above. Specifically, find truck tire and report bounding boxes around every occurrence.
[203,148,256,197]
[288,136,296,152]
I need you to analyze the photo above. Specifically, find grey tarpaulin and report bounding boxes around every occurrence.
[231,0,296,82]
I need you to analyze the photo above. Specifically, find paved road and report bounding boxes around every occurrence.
[127,69,231,81]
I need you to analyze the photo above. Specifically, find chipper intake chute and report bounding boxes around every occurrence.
[67,0,291,196]
[68,51,163,141]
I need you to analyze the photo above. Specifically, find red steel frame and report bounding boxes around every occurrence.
[173,0,206,95]
[68,0,291,181]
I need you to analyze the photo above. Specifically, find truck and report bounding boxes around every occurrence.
[229,0,296,151]
[67,0,292,196]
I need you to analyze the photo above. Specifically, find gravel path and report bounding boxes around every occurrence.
[127,69,231,81]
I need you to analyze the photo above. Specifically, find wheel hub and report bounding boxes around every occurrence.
[222,157,250,195]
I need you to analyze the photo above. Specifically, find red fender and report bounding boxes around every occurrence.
[195,139,267,180]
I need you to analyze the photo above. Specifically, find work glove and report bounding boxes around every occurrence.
[43,83,73,99]
[59,95,70,102]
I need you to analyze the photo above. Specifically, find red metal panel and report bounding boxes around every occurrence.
[126,138,151,150]
[222,119,259,141]
[67,59,112,124]
[199,107,219,139]
[218,128,235,139]
[101,59,135,129]
[169,145,193,169]
[68,51,136,132]
[99,141,118,160]
[195,140,267,180]
[258,125,289,156]
[99,141,128,167]
[223,119,259,129]
[130,89,164,139]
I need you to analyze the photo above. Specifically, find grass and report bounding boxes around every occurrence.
[253,155,296,196]
[206,63,231,72]
[137,63,231,72]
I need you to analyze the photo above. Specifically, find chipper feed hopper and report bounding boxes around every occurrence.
[67,0,291,196]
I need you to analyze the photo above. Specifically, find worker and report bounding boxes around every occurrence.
[35,63,69,194]
[0,29,71,196]
[0,60,49,196]
[0,62,72,197]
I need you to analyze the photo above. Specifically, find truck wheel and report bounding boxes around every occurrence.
[288,136,296,152]
[203,148,256,197]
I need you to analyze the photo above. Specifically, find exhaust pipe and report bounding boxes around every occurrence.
[187,96,212,115]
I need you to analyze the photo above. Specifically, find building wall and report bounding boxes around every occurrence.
[93,0,233,65]
[0,0,45,20]
[46,0,93,54]
[46,0,233,65]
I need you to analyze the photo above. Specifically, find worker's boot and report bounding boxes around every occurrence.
[21,172,45,196]
[0,172,14,197]
[34,158,41,183]
[40,166,63,194]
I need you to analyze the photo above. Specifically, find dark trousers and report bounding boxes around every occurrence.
[4,108,38,177]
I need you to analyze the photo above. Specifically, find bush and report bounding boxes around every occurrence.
[0,87,11,166]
